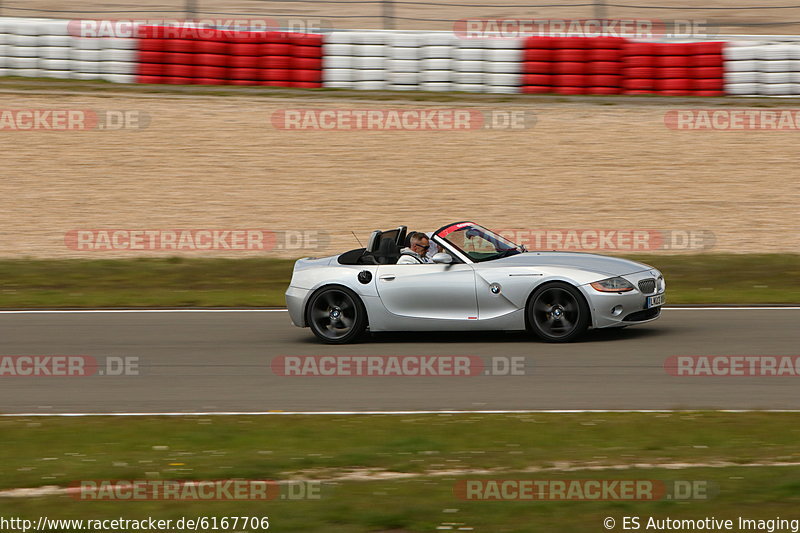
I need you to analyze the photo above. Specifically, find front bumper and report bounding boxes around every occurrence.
[582,270,665,329]
[285,286,310,327]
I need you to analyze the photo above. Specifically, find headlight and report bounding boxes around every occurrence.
[590,277,635,293]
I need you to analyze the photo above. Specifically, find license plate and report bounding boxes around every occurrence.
[647,293,665,308]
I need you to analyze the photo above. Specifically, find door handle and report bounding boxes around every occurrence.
[379,274,396,281]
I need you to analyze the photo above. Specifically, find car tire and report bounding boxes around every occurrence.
[527,282,590,342]
[306,286,367,344]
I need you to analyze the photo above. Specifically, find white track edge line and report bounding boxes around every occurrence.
[3,409,800,417]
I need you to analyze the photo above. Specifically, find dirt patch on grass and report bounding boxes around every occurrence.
[0,90,798,258]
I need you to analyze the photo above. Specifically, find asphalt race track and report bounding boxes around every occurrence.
[0,308,798,414]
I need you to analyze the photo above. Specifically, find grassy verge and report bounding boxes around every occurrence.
[1,413,799,531]
[0,254,797,308]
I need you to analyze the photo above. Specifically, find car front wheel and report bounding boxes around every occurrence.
[527,282,590,342]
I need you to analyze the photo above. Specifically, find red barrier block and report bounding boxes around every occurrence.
[165,63,195,77]
[589,61,622,74]
[195,78,228,85]
[137,75,163,84]
[554,48,586,62]
[294,45,324,58]
[524,36,558,48]
[591,36,627,49]
[524,61,552,73]
[231,68,261,81]
[691,54,723,67]
[167,39,195,53]
[164,76,194,84]
[196,65,227,78]
[195,40,228,54]
[555,86,588,94]
[691,42,724,55]
[291,33,323,47]
[521,85,551,94]
[555,61,587,75]
[623,78,655,91]
[624,66,655,78]
[588,74,622,87]
[261,69,291,81]
[624,42,656,56]
[656,55,691,68]
[692,78,724,91]
[554,37,591,49]
[291,81,322,88]
[693,66,724,79]
[263,43,292,56]
[291,57,323,70]
[694,90,724,96]
[163,52,194,65]
[522,73,552,85]
[554,74,587,87]
[140,39,168,52]
[138,51,164,63]
[263,56,291,69]
[588,86,622,94]
[588,48,623,61]
[291,69,322,82]
[523,48,554,62]
[195,54,229,67]
[139,63,164,76]
[230,55,262,68]
[656,78,691,91]
[230,42,262,55]
[657,67,689,79]
[622,55,655,68]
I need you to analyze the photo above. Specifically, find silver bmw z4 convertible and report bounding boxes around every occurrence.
[285,222,666,344]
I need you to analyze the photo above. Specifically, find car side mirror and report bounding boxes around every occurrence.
[432,253,453,264]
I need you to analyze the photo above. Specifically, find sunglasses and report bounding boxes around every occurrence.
[415,244,430,251]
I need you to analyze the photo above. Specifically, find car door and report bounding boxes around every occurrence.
[375,263,477,320]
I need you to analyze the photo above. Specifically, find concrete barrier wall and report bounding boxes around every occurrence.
[3,17,800,96]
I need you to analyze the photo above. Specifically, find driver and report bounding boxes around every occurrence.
[397,232,434,264]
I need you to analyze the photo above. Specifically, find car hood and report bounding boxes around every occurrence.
[490,252,654,277]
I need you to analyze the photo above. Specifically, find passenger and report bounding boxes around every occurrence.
[397,232,434,264]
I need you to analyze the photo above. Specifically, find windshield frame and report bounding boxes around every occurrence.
[433,222,523,263]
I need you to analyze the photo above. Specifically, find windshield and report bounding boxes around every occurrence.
[435,222,523,262]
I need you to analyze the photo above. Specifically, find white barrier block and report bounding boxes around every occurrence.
[40,58,71,70]
[758,71,792,83]
[8,34,38,46]
[421,58,451,70]
[40,35,73,47]
[455,47,484,61]
[389,59,420,73]
[485,84,520,94]
[420,69,452,82]
[389,47,420,60]
[388,71,419,84]
[324,32,356,45]
[353,56,386,69]
[324,80,354,88]
[324,56,353,69]
[420,81,452,91]
[101,61,135,74]
[453,82,484,93]
[724,71,758,84]
[454,59,483,72]
[423,33,457,46]
[725,59,758,72]
[71,49,102,61]
[486,60,521,73]
[760,59,792,73]
[759,82,793,95]
[323,68,354,82]
[102,73,136,83]
[454,71,483,84]
[485,48,523,62]
[758,44,793,60]
[353,68,386,81]
[7,46,38,57]
[323,43,352,56]
[422,45,452,59]
[486,72,520,86]
[353,44,385,57]
[101,48,136,62]
[71,59,101,73]
[390,33,421,47]
[353,80,386,90]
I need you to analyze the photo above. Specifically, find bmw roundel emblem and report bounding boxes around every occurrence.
[358,270,372,284]
[489,283,501,295]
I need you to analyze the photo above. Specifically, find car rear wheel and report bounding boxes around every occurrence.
[527,282,590,342]
[306,286,367,344]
